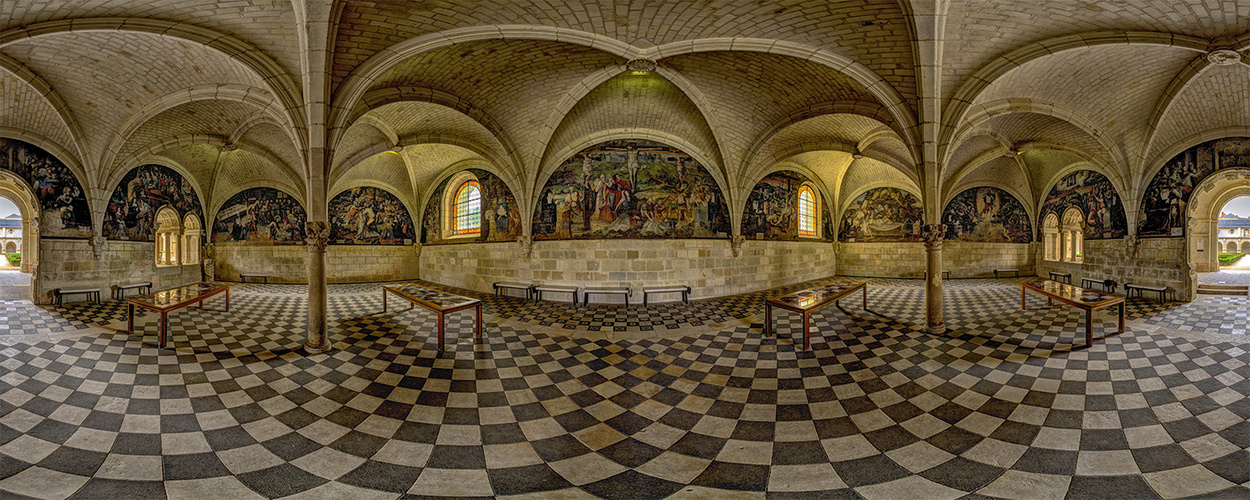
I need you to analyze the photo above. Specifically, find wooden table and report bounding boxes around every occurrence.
[383,284,482,351]
[764,281,867,350]
[1021,280,1124,347]
[126,282,230,348]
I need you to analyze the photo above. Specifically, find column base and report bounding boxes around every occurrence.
[302,340,332,355]
[925,324,947,334]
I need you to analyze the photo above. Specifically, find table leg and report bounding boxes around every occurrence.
[862,285,867,309]
[475,303,482,338]
[224,287,230,312]
[1118,302,1125,333]
[159,311,168,348]
[1021,287,1026,310]
[803,311,811,350]
[1084,309,1093,347]
[437,311,445,351]
[764,304,772,336]
[383,289,388,312]
[127,303,134,333]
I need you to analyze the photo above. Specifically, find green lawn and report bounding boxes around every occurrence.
[1218,253,1245,266]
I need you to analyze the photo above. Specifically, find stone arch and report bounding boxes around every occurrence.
[1188,168,1250,273]
[0,170,39,274]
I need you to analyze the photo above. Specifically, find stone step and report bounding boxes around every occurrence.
[1196,284,1249,295]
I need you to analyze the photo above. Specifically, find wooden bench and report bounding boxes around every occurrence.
[994,269,1020,278]
[1081,277,1117,293]
[1048,271,1072,284]
[534,284,578,303]
[55,288,101,305]
[493,281,533,300]
[642,285,692,306]
[1125,283,1168,303]
[239,273,269,284]
[583,286,631,306]
[112,282,153,300]
[924,270,951,279]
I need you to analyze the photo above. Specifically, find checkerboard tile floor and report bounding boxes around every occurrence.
[0,279,1246,499]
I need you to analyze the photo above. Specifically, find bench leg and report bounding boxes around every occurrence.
[643,293,648,307]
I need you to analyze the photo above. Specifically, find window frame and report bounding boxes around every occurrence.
[796,184,820,238]
[452,180,482,236]
[441,171,484,240]
[155,207,181,267]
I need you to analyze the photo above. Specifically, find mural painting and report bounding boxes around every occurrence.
[0,139,92,237]
[103,164,204,241]
[533,140,729,240]
[1038,170,1127,240]
[742,170,834,241]
[1139,137,1250,237]
[422,169,520,244]
[212,188,307,245]
[329,186,415,245]
[942,187,1033,243]
[838,187,923,242]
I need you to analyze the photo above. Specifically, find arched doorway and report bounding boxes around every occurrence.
[0,170,40,300]
[1188,169,1250,286]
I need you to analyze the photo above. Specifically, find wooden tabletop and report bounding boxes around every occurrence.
[383,284,479,312]
[129,283,228,312]
[1022,280,1122,309]
[766,281,865,312]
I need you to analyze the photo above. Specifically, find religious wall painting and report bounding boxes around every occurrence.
[1139,137,1250,237]
[0,139,92,237]
[741,170,834,241]
[421,169,520,244]
[838,187,924,242]
[942,187,1033,243]
[211,188,307,245]
[329,186,415,245]
[1038,170,1127,240]
[532,140,730,240]
[103,164,204,242]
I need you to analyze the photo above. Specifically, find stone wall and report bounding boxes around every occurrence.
[836,243,925,278]
[420,239,837,303]
[214,245,309,283]
[1035,238,1192,300]
[209,245,420,284]
[35,239,199,304]
[944,242,1035,278]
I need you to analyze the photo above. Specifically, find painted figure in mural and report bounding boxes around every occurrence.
[329,187,415,245]
[0,139,93,237]
[943,187,1032,243]
[532,139,729,240]
[742,170,833,241]
[420,169,521,245]
[1139,138,1250,237]
[103,164,203,242]
[212,188,307,245]
[1039,170,1127,239]
[838,188,924,242]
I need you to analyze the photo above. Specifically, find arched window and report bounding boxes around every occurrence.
[1043,214,1059,261]
[452,180,482,235]
[155,207,181,266]
[797,185,817,237]
[182,213,202,265]
[1061,208,1084,263]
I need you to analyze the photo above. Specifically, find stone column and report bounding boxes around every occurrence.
[923,224,946,334]
[304,220,331,353]
[21,216,37,274]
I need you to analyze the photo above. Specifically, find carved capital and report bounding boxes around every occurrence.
[832,241,843,253]
[921,224,945,249]
[305,221,330,253]
[27,217,40,236]
[731,234,746,257]
[517,235,532,259]
[88,235,106,261]
[412,242,422,258]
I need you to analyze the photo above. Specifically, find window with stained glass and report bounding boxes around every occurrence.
[798,185,816,236]
[453,181,482,235]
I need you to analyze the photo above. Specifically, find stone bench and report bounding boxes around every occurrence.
[1081,277,1117,293]
[993,269,1020,278]
[534,284,578,303]
[239,273,269,284]
[1125,283,1168,303]
[1048,271,1072,284]
[112,282,153,300]
[583,286,631,306]
[493,281,533,300]
[923,270,951,279]
[642,285,691,306]
[55,288,100,305]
